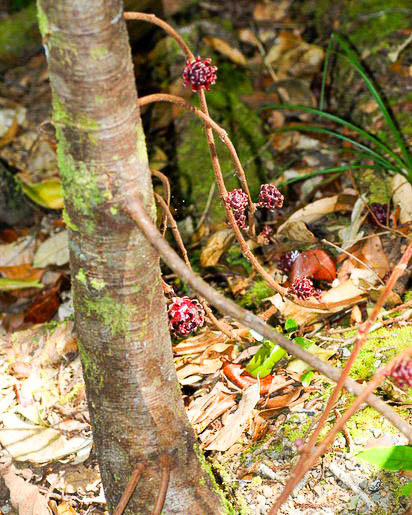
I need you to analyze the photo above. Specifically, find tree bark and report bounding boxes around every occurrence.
[36,1,226,513]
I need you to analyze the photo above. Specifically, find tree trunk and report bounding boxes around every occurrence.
[36,1,227,513]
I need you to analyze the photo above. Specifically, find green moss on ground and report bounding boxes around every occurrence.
[348,326,411,382]
[358,169,391,205]
[239,280,275,309]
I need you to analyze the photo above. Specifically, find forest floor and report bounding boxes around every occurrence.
[0,1,411,514]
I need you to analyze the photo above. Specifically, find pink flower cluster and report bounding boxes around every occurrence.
[291,277,322,301]
[183,57,217,93]
[225,189,248,229]
[388,359,412,390]
[168,296,205,337]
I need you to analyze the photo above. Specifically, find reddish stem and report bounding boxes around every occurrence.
[113,462,145,515]
[267,241,412,513]
[124,12,193,60]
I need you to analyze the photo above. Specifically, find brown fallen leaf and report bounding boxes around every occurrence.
[392,174,412,224]
[191,392,236,434]
[56,502,78,515]
[205,383,260,451]
[278,195,353,232]
[0,264,44,281]
[268,279,365,325]
[290,249,336,283]
[262,387,303,410]
[358,236,389,279]
[24,282,61,324]
[8,361,32,378]
[203,36,247,66]
[2,465,51,515]
[200,228,234,267]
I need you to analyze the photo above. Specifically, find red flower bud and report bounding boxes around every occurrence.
[257,184,284,211]
[168,296,205,337]
[183,57,217,93]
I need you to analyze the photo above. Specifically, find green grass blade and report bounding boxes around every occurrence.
[319,36,334,111]
[263,104,407,171]
[281,165,370,186]
[278,124,399,171]
[334,34,412,172]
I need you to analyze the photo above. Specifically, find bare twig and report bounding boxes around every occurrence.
[139,92,288,298]
[124,193,412,441]
[113,462,145,515]
[151,454,170,515]
[322,238,384,285]
[151,170,171,235]
[154,192,240,341]
[267,242,412,513]
[268,347,412,514]
[124,12,193,60]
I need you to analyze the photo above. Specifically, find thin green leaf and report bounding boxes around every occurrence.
[285,318,299,333]
[245,341,287,378]
[0,278,43,291]
[278,123,399,172]
[400,482,412,497]
[319,36,334,111]
[293,337,313,350]
[301,370,314,387]
[334,34,412,172]
[356,446,412,471]
[263,104,407,171]
[281,165,369,187]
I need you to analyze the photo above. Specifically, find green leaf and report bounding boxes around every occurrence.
[293,337,313,349]
[276,123,400,173]
[285,318,298,333]
[245,341,287,378]
[262,104,407,173]
[287,340,335,375]
[20,180,64,209]
[301,370,314,387]
[400,482,412,497]
[356,446,412,471]
[333,34,412,173]
[0,278,43,291]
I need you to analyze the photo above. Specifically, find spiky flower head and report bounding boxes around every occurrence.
[168,296,205,337]
[225,189,248,230]
[258,225,274,244]
[257,184,284,211]
[290,277,315,300]
[183,56,217,93]
[314,288,323,302]
[387,359,412,390]
[368,203,388,226]
[226,189,248,212]
[278,250,300,274]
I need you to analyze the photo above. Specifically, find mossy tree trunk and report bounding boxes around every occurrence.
[36,1,226,513]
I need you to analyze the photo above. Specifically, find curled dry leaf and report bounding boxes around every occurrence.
[2,465,50,515]
[263,387,303,410]
[276,220,317,243]
[200,228,234,267]
[203,36,247,66]
[392,174,412,224]
[222,362,289,395]
[33,230,69,268]
[290,249,336,283]
[205,383,260,451]
[268,279,366,325]
[278,194,354,233]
